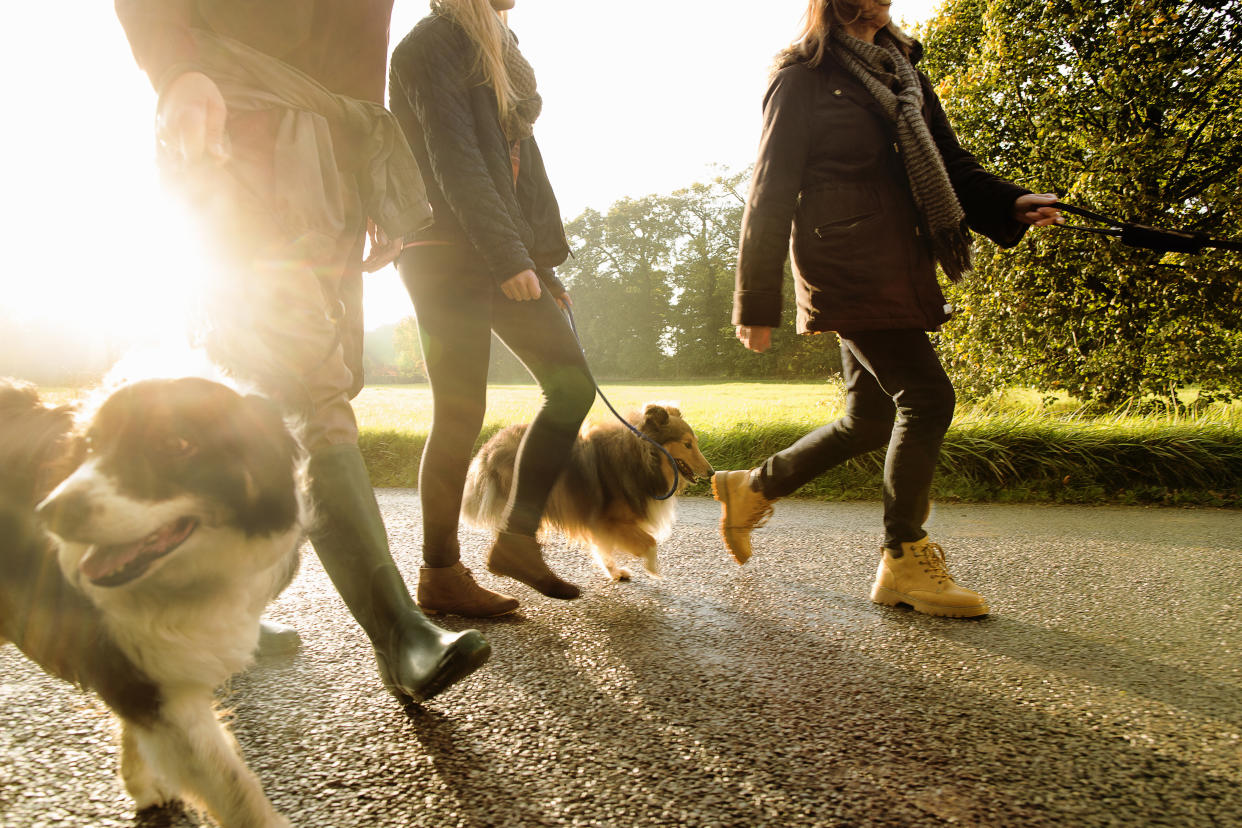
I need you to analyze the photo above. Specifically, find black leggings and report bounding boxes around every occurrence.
[399,256,595,567]
[755,330,955,551]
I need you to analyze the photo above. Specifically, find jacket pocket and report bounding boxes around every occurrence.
[800,186,881,238]
[792,184,909,285]
[812,209,877,238]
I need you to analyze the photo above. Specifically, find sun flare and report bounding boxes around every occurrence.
[2,0,939,378]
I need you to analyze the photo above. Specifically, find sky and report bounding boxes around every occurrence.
[0,0,942,342]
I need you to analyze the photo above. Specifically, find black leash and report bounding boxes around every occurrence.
[561,303,679,501]
[1052,201,1242,254]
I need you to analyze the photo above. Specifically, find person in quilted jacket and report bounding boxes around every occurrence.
[711,0,1062,618]
[390,0,594,615]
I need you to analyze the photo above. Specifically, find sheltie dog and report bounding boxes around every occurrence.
[462,404,714,581]
[0,376,305,828]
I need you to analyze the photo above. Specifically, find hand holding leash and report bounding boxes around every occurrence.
[1013,193,1064,227]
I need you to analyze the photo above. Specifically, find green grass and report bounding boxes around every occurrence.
[355,382,1242,506]
[34,381,1240,505]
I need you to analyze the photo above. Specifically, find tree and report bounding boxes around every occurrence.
[391,316,425,380]
[919,0,1242,406]
[560,170,842,381]
[559,196,680,378]
[663,173,744,377]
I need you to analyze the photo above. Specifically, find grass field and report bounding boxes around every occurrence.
[34,380,1240,505]
[356,381,1242,506]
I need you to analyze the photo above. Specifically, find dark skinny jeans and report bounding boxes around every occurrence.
[754,330,955,552]
[399,254,595,567]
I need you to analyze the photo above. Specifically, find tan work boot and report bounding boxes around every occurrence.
[711,469,775,565]
[418,561,520,617]
[869,536,989,618]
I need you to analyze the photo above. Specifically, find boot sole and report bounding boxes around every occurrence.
[870,585,989,618]
[711,473,752,565]
[419,603,520,619]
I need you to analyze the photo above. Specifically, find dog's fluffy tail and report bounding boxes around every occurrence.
[460,424,527,530]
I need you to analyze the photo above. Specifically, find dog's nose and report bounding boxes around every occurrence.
[37,489,93,537]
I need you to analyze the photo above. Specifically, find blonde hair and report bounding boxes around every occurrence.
[431,0,516,124]
[778,0,914,70]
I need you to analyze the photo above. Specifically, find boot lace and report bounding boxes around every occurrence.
[913,542,955,585]
[746,500,775,530]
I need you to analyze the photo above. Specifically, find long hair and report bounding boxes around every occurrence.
[431,0,516,125]
[777,0,914,70]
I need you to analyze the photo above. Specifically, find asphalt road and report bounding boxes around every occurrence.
[2,494,1240,828]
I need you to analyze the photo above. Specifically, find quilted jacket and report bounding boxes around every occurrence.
[389,13,569,290]
[734,43,1030,334]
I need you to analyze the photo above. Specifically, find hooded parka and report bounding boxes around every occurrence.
[734,43,1030,334]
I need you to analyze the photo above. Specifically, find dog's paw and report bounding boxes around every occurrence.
[127,782,179,812]
[122,750,178,810]
[613,567,632,581]
[640,552,660,577]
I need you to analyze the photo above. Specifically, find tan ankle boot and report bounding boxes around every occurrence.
[869,536,989,618]
[711,470,775,565]
[417,562,520,617]
[486,532,581,600]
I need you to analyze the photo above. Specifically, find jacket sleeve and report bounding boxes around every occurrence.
[921,73,1030,249]
[114,0,201,95]
[518,136,570,271]
[390,24,538,285]
[734,68,812,328]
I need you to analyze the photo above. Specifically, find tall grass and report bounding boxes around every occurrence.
[356,382,1242,506]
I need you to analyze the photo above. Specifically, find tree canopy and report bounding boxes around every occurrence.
[919,0,1242,406]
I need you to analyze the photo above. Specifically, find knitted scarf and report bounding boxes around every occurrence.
[500,28,541,142]
[829,29,973,281]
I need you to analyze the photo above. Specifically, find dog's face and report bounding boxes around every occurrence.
[638,404,715,492]
[37,378,301,593]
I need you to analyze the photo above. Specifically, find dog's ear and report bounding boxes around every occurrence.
[642,404,669,427]
[231,394,302,535]
[663,405,682,418]
[0,380,81,507]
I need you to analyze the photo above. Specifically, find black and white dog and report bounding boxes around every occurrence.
[0,376,305,828]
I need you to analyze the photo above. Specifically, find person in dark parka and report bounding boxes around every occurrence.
[390,0,595,615]
[711,0,1062,618]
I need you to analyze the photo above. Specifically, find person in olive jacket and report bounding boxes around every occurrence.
[711,0,1062,618]
[390,0,594,615]
[114,0,491,705]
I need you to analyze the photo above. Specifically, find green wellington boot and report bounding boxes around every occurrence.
[307,444,491,704]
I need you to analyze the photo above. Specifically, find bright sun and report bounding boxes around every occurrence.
[3,6,210,354]
[3,4,414,363]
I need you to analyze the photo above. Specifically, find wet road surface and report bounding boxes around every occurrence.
[2,494,1240,827]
